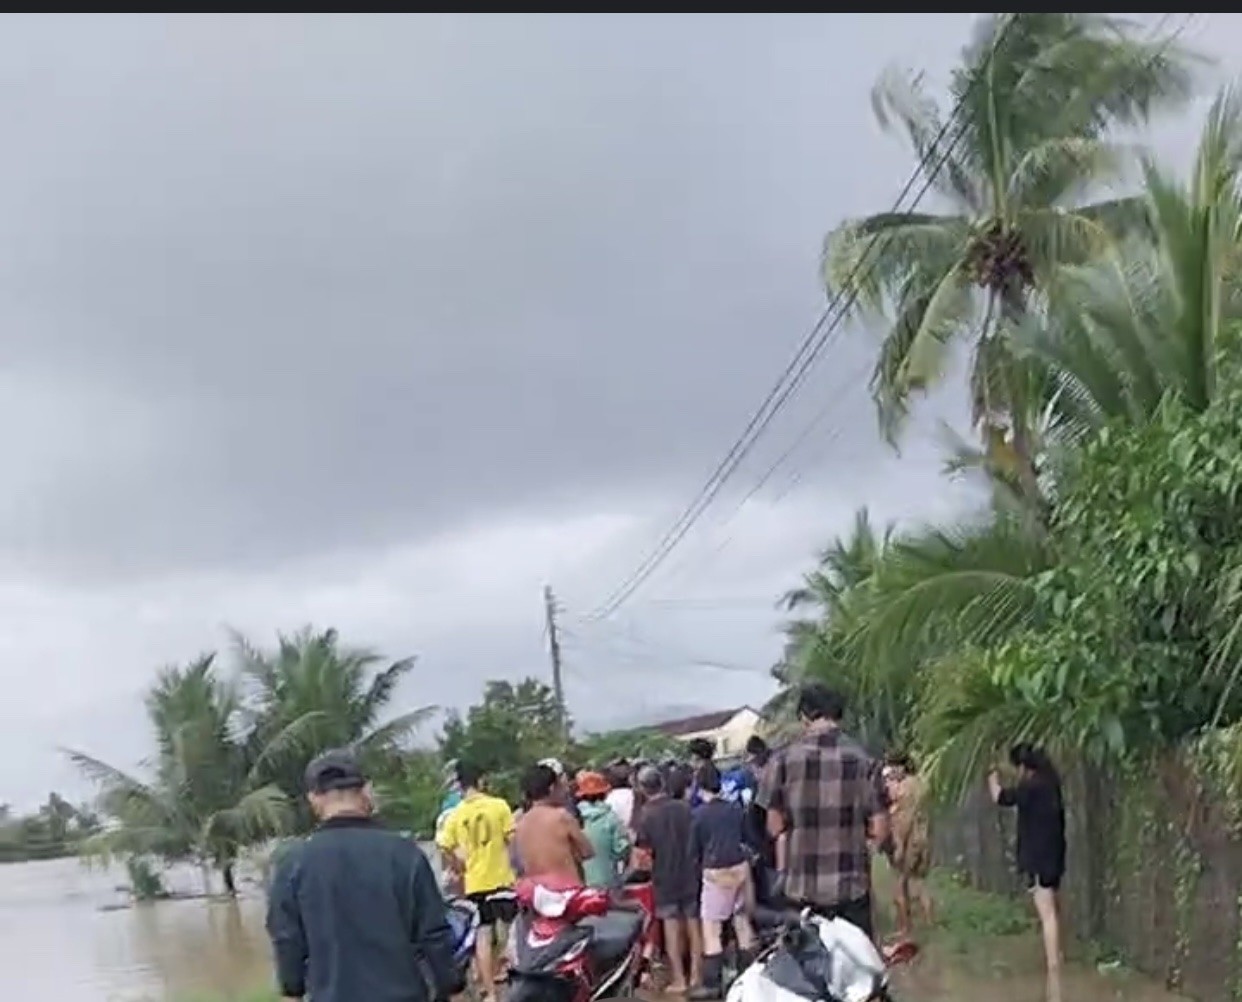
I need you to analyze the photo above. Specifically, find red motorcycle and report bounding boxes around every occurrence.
[504,873,652,1002]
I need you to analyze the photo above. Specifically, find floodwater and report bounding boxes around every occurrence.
[0,854,1194,1002]
[886,938,1192,1002]
[0,856,270,1001]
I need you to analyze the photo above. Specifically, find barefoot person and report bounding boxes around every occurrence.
[989,743,1066,1002]
[635,765,703,994]
[884,753,934,939]
[436,762,516,1002]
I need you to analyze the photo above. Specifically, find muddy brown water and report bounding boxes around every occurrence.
[0,854,1193,1001]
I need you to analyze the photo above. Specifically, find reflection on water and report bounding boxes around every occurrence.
[0,854,1194,1002]
[0,856,270,1001]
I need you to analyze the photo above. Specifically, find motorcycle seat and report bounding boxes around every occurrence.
[752,904,801,930]
[580,910,644,966]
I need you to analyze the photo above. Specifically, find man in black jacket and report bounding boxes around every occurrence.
[266,749,460,1002]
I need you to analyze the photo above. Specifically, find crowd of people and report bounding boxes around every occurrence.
[264,681,1068,1002]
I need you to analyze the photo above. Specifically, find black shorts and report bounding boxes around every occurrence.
[804,895,873,940]
[468,888,517,926]
[1024,870,1063,892]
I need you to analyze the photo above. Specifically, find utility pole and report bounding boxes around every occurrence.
[544,584,568,742]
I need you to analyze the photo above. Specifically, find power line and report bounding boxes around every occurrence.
[562,617,768,677]
[592,11,1195,620]
[653,353,875,591]
[589,13,1019,621]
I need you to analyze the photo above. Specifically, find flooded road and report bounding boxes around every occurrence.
[0,854,1195,1001]
[0,856,269,1001]
[886,938,1190,1002]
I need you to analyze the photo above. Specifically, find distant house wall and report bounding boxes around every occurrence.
[673,708,761,757]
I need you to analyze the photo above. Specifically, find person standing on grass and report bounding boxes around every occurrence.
[436,762,517,1002]
[989,743,1066,1002]
[635,764,703,994]
[689,763,756,1001]
[756,683,889,940]
[883,753,934,939]
[267,750,460,1002]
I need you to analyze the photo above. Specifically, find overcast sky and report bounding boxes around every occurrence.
[0,13,1231,809]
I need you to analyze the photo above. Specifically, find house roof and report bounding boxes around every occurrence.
[649,706,755,736]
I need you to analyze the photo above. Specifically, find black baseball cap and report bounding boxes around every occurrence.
[304,749,367,794]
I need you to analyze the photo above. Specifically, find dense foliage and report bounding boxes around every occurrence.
[781,20,1242,808]
[0,794,99,863]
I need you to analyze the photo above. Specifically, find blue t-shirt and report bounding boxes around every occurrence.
[720,765,756,806]
[690,765,756,809]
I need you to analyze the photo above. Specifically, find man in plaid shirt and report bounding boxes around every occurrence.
[756,683,890,939]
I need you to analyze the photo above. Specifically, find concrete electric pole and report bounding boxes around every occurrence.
[543,584,568,742]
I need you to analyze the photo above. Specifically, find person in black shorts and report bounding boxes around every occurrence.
[436,763,517,1001]
[990,743,1066,1002]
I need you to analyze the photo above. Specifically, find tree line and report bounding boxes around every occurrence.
[0,794,100,863]
[59,627,681,896]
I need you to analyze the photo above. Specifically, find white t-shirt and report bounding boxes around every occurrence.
[605,787,635,829]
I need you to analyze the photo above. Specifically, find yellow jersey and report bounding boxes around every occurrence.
[436,791,515,894]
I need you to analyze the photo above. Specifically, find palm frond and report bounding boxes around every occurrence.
[245,710,329,786]
[352,706,438,755]
[63,749,157,803]
[202,784,291,847]
[858,516,1049,663]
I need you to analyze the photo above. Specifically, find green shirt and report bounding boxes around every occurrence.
[578,799,631,888]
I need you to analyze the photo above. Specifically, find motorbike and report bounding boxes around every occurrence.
[724,910,892,1002]
[444,896,483,999]
[445,889,522,1001]
[503,873,652,1002]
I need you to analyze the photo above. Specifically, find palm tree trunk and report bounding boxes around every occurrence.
[1010,415,1050,530]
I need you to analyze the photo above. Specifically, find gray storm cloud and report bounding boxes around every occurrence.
[0,12,1224,806]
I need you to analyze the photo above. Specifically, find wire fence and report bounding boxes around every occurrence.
[935,759,1242,1000]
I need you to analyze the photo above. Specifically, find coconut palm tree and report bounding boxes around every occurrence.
[781,508,893,619]
[770,510,899,746]
[67,655,294,895]
[235,627,435,823]
[1023,85,1242,442]
[824,14,1200,506]
[845,91,1242,794]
